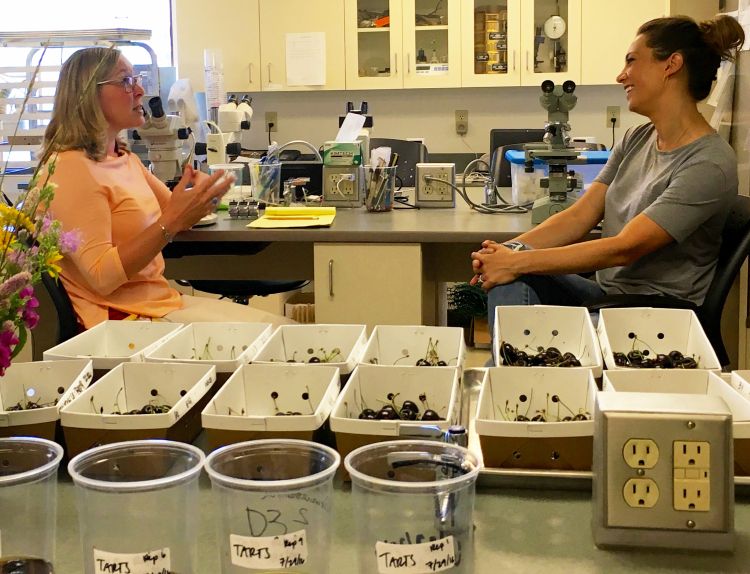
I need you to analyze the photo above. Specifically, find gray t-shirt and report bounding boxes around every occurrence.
[594,123,737,304]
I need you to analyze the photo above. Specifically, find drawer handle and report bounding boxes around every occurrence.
[328,259,334,297]
[249,62,253,84]
[394,53,398,75]
[407,53,411,74]
[267,62,272,83]
[512,50,516,72]
[526,51,529,72]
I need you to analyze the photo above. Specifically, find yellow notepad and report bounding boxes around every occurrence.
[247,206,337,228]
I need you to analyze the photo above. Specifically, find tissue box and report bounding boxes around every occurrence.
[145,322,273,386]
[474,367,597,470]
[60,362,215,457]
[597,308,720,372]
[493,305,603,377]
[0,359,92,441]
[201,363,340,449]
[43,320,183,380]
[252,324,367,378]
[603,369,750,476]
[322,141,362,166]
[361,325,466,370]
[330,364,460,464]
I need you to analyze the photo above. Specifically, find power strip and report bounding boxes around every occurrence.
[415,163,456,208]
[592,392,734,551]
[322,165,364,207]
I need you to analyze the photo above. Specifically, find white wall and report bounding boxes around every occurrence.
[238,84,644,153]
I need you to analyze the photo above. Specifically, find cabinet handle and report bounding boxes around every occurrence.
[249,62,253,84]
[512,50,516,72]
[328,259,334,297]
[526,51,529,72]
[267,63,272,84]
[407,53,411,74]
[394,53,398,75]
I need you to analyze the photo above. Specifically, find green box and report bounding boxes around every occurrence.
[322,141,362,166]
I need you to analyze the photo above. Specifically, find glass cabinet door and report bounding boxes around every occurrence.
[520,0,581,84]
[461,0,521,87]
[345,0,404,89]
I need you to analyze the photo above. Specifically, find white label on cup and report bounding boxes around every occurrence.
[375,535,457,573]
[230,529,308,570]
[93,547,171,573]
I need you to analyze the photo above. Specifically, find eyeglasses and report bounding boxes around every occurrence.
[96,73,144,93]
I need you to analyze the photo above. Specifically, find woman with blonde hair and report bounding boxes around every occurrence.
[42,47,292,328]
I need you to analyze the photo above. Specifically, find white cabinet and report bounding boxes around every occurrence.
[259,0,346,91]
[314,243,423,327]
[173,0,261,92]
[461,0,581,88]
[345,0,461,90]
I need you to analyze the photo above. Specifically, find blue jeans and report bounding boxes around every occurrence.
[486,274,605,364]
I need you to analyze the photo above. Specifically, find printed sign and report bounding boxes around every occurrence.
[230,529,308,570]
[375,536,457,573]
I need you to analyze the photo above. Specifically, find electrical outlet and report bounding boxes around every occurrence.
[593,392,734,551]
[622,438,659,469]
[606,106,620,128]
[415,163,456,208]
[623,478,659,508]
[265,111,278,132]
[322,165,363,206]
[455,110,469,135]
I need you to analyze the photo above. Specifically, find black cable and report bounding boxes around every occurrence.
[267,122,274,146]
[424,174,529,214]
[610,118,616,150]
[394,196,418,209]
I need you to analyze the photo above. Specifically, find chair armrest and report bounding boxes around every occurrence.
[582,293,697,312]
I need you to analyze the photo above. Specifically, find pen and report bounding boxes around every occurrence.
[265,216,319,220]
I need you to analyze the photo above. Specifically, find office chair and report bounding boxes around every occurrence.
[40,273,80,345]
[179,279,309,305]
[369,138,428,187]
[584,194,750,368]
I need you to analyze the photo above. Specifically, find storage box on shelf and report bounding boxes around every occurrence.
[597,308,720,372]
[493,305,603,377]
[201,363,340,450]
[43,320,184,380]
[252,324,368,380]
[360,325,466,370]
[0,359,92,440]
[474,367,597,470]
[144,322,274,387]
[59,362,215,457]
[330,364,460,468]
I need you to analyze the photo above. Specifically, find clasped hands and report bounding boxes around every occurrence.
[162,165,235,233]
[470,240,520,290]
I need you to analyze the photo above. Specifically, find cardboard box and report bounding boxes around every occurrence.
[603,369,750,475]
[60,362,215,457]
[284,291,315,323]
[0,359,93,440]
[330,364,460,466]
[145,322,273,386]
[493,305,603,377]
[597,308,720,372]
[201,363,340,449]
[252,324,367,376]
[322,141,362,166]
[43,320,183,379]
[361,325,466,370]
[475,367,597,470]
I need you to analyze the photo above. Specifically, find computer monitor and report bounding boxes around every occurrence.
[488,128,546,188]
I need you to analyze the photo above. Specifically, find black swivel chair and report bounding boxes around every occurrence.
[584,194,750,368]
[179,279,309,305]
[40,273,80,346]
[369,138,428,187]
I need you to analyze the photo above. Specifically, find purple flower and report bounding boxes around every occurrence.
[41,214,53,233]
[0,327,19,375]
[60,230,81,254]
[23,309,39,329]
[20,285,33,299]
[0,272,31,299]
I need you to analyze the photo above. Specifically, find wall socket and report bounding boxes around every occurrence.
[593,392,734,551]
[606,106,620,128]
[322,165,363,206]
[415,163,456,208]
[455,110,469,135]
[265,111,278,132]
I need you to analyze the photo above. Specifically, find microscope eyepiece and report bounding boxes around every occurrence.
[562,80,576,94]
[148,96,165,119]
[541,80,555,94]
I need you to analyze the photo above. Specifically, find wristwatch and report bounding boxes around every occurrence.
[502,240,529,252]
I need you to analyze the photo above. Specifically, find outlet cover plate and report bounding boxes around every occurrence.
[415,163,456,208]
[321,165,364,206]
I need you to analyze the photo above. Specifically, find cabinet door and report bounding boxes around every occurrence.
[460,0,521,87]
[314,243,423,327]
[519,0,581,86]
[345,0,405,89]
[173,0,261,92]
[581,0,664,85]
[259,0,346,91]
[401,0,462,88]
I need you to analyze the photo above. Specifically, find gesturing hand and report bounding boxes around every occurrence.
[161,166,235,233]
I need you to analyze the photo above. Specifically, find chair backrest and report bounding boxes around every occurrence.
[40,274,79,345]
[369,138,427,187]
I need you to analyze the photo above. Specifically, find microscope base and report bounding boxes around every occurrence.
[531,195,576,225]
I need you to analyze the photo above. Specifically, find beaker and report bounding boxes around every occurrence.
[250,161,282,205]
[205,439,340,573]
[67,440,205,574]
[364,165,397,212]
[0,437,62,572]
[209,163,246,205]
[344,440,480,574]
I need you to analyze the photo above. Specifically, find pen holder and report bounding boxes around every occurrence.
[250,161,282,205]
[364,165,396,212]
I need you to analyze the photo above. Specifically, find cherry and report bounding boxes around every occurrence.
[359,408,377,420]
[401,400,418,413]
[308,356,321,363]
[415,358,430,366]
[377,407,400,420]
[421,409,441,421]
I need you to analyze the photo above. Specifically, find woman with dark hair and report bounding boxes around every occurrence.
[42,47,293,328]
[472,15,745,338]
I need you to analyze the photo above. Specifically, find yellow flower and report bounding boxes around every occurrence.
[45,250,63,278]
[0,204,34,234]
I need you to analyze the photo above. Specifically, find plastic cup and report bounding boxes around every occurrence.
[210,163,246,205]
[0,437,62,571]
[364,165,396,212]
[345,440,480,574]
[205,439,340,573]
[250,161,282,205]
[67,440,205,574]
